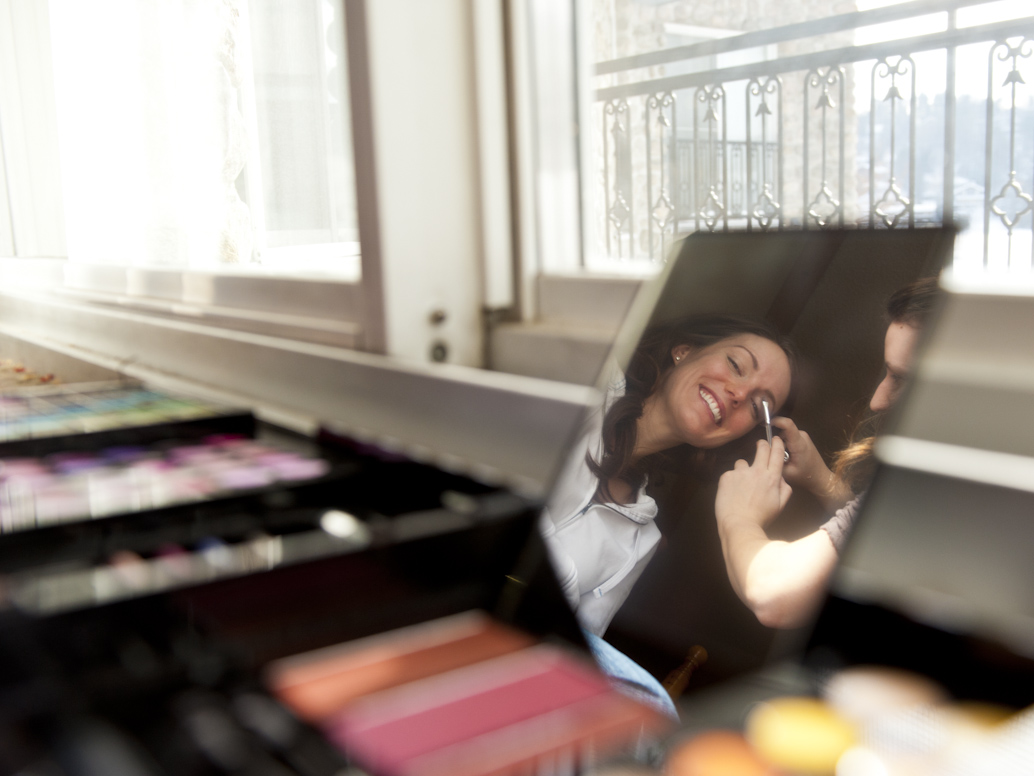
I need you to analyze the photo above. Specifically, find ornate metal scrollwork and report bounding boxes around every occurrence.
[604,99,632,255]
[646,92,677,243]
[990,176,1033,229]
[747,76,782,231]
[696,85,726,232]
[870,55,915,228]
[804,66,844,229]
[987,39,1034,239]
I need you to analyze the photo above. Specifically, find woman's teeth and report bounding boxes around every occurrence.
[700,388,722,424]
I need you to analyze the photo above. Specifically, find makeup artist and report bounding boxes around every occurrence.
[714,278,938,629]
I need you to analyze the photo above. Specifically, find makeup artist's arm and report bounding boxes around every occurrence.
[714,437,838,629]
[770,417,853,513]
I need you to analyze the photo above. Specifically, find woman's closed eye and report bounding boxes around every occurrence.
[729,356,761,418]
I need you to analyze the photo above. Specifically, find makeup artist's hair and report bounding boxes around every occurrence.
[588,315,796,502]
[831,277,940,487]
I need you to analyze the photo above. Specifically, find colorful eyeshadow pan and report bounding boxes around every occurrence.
[0,438,331,530]
[325,645,659,776]
[268,612,536,721]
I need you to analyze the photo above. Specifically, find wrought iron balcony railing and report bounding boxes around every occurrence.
[591,0,1034,272]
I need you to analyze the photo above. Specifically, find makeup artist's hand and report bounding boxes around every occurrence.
[715,437,792,530]
[770,417,852,512]
[714,436,840,630]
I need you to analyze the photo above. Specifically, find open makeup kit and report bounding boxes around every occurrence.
[0,229,1031,776]
[0,379,666,776]
[0,554,655,776]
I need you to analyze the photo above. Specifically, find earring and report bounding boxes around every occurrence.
[674,355,681,362]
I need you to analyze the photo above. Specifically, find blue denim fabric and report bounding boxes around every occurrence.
[583,631,679,721]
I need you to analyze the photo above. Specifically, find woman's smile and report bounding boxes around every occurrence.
[699,386,724,425]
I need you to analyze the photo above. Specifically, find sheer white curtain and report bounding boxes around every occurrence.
[48,0,357,274]
[245,0,359,273]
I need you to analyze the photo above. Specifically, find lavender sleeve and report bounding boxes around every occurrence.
[820,494,863,554]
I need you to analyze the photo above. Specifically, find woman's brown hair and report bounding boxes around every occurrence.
[588,315,796,502]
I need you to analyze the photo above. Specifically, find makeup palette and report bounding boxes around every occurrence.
[0,434,332,533]
[0,412,543,621]
[0,377,594,776]
[269,612,666,776]
[328,646,660,776]
[0,441,605,776]
[0,382,254,456]
[5,517,373,614]
[267,611,538,721]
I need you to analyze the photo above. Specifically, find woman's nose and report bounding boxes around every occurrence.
[870,376,894,412]
[726,382,748,405]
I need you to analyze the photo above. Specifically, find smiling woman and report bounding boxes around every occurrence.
[590,317,795,506]
[539,315,796,640]
[647,334,793,453]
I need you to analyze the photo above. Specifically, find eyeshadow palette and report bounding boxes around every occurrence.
[3,511,372,616]
[0,408,545,622]
[0,382,254,456]
[0,433,331,533]
[0,350,592,774]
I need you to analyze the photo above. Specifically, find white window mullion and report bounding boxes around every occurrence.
[350,0,487,366]
[508,0,543,322]
[473,0,515,313]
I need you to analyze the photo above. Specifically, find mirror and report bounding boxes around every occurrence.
[542,227,955,692]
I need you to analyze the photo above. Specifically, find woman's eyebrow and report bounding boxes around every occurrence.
[733,345,758,370]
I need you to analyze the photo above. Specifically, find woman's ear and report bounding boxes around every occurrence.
[671,344,692,364]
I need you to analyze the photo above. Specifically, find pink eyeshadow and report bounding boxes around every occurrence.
[323,649,617,775]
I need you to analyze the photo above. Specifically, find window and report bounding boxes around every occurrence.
[46,0,358,276]
[0,0,591,489]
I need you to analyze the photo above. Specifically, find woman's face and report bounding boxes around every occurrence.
[661,333,792,449]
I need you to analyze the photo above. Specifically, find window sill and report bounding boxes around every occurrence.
[0,258,365,346]
[486,272,646,386]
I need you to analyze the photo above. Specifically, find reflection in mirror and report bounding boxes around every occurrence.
[540,228,953,703]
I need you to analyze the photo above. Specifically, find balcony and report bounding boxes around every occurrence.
[590,0,1034,274]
